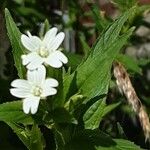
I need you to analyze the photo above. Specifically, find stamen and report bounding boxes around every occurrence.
[32,86,43,96]
[39,46,49,58]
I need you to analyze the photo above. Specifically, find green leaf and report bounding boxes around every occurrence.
[114,139,143,150]
[138,58,150,66]
[63,8,134,104]
[112,0,137,11]
[39,19,50,38]
[0,101,33,124]
[16,7,45,20]
[8,123,45,150]
[78,28,134,103]
[64,52,83,70]
[5,8,25,78]
[100,101,121,118]
[79,33,91,58]
[116,54,142,74]
[52,69,65,109]
[91,4,110,31]
[13,0,24,4]
[30,125,45,150]
[64,93,84,113]
[51,108,77,124]
[54,127,66,149]
[83,99,120,129]
[7,122,31,149]
[91,7,135,53]
[63,129,142,150]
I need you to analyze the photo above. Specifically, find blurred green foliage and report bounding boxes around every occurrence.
[0,0,150,150]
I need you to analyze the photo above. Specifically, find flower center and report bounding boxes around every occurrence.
[39,46,49,58]
[32,86,43,96]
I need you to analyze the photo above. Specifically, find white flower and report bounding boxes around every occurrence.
[21,27,68,70]
[10,66,58,114]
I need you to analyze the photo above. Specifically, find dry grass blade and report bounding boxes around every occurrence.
[113,61,150,141]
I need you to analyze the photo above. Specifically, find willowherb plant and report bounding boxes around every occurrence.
[10,26,68,115]
[21,27,68,70]
[10,66,59,114]
[0,6,148,150]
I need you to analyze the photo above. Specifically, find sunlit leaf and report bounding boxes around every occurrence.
[5,8,25,78]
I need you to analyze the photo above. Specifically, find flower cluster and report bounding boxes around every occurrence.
[10,27,68,114]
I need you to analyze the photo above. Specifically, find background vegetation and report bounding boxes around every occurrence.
[0,0,150,149]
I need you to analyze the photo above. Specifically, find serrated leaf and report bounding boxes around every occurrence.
[91,4,109,31]
[63,8,134,104]
[0,101,33,124]
[8,123,45,150]
[92,7,135,51]
[7,122,31,149]
[30,125,45,150]
[78,28,134,103]
[83,99,120,129]
[5,8,25,78]
[114,139,142,150]
[63,129,142,150]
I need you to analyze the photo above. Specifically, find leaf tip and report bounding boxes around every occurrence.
[4,8,9,15]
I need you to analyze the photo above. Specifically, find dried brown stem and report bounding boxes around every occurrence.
[113,61,150,141]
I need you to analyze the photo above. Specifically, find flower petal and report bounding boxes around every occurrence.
[47,32,65,51]
[42,78,58,97]
[27,65,46,85]
[55,51,68,64]
[30,97,40,114]
[10,88,31,98]
[45,54,62,68]
[23,98,31,114]
[26,56,44,70]
[42,87,57,97]
[21,52,39,65]
[21,33,41,52]
[11,79,31,89]
[45,51,68,68]
[23,96,40,114]
[45,78,59,87]
[43,27,58,45]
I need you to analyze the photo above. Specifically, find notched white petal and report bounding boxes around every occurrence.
[45,51,68,68]
[45,55,63,68]
[27,65,46,84]
[11,79,30,89]
[56,51,68,64]
[21,53,38,65]
[36,65,46,84]
[30,97,40,114]
[23,98,31,114]
[10,88,30,98]
[45,78,59,87]
[43,27,58,44]
[23,97,40,114]
[48,32,65,51]
[21,34,41,52]
[42,87,57,97]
